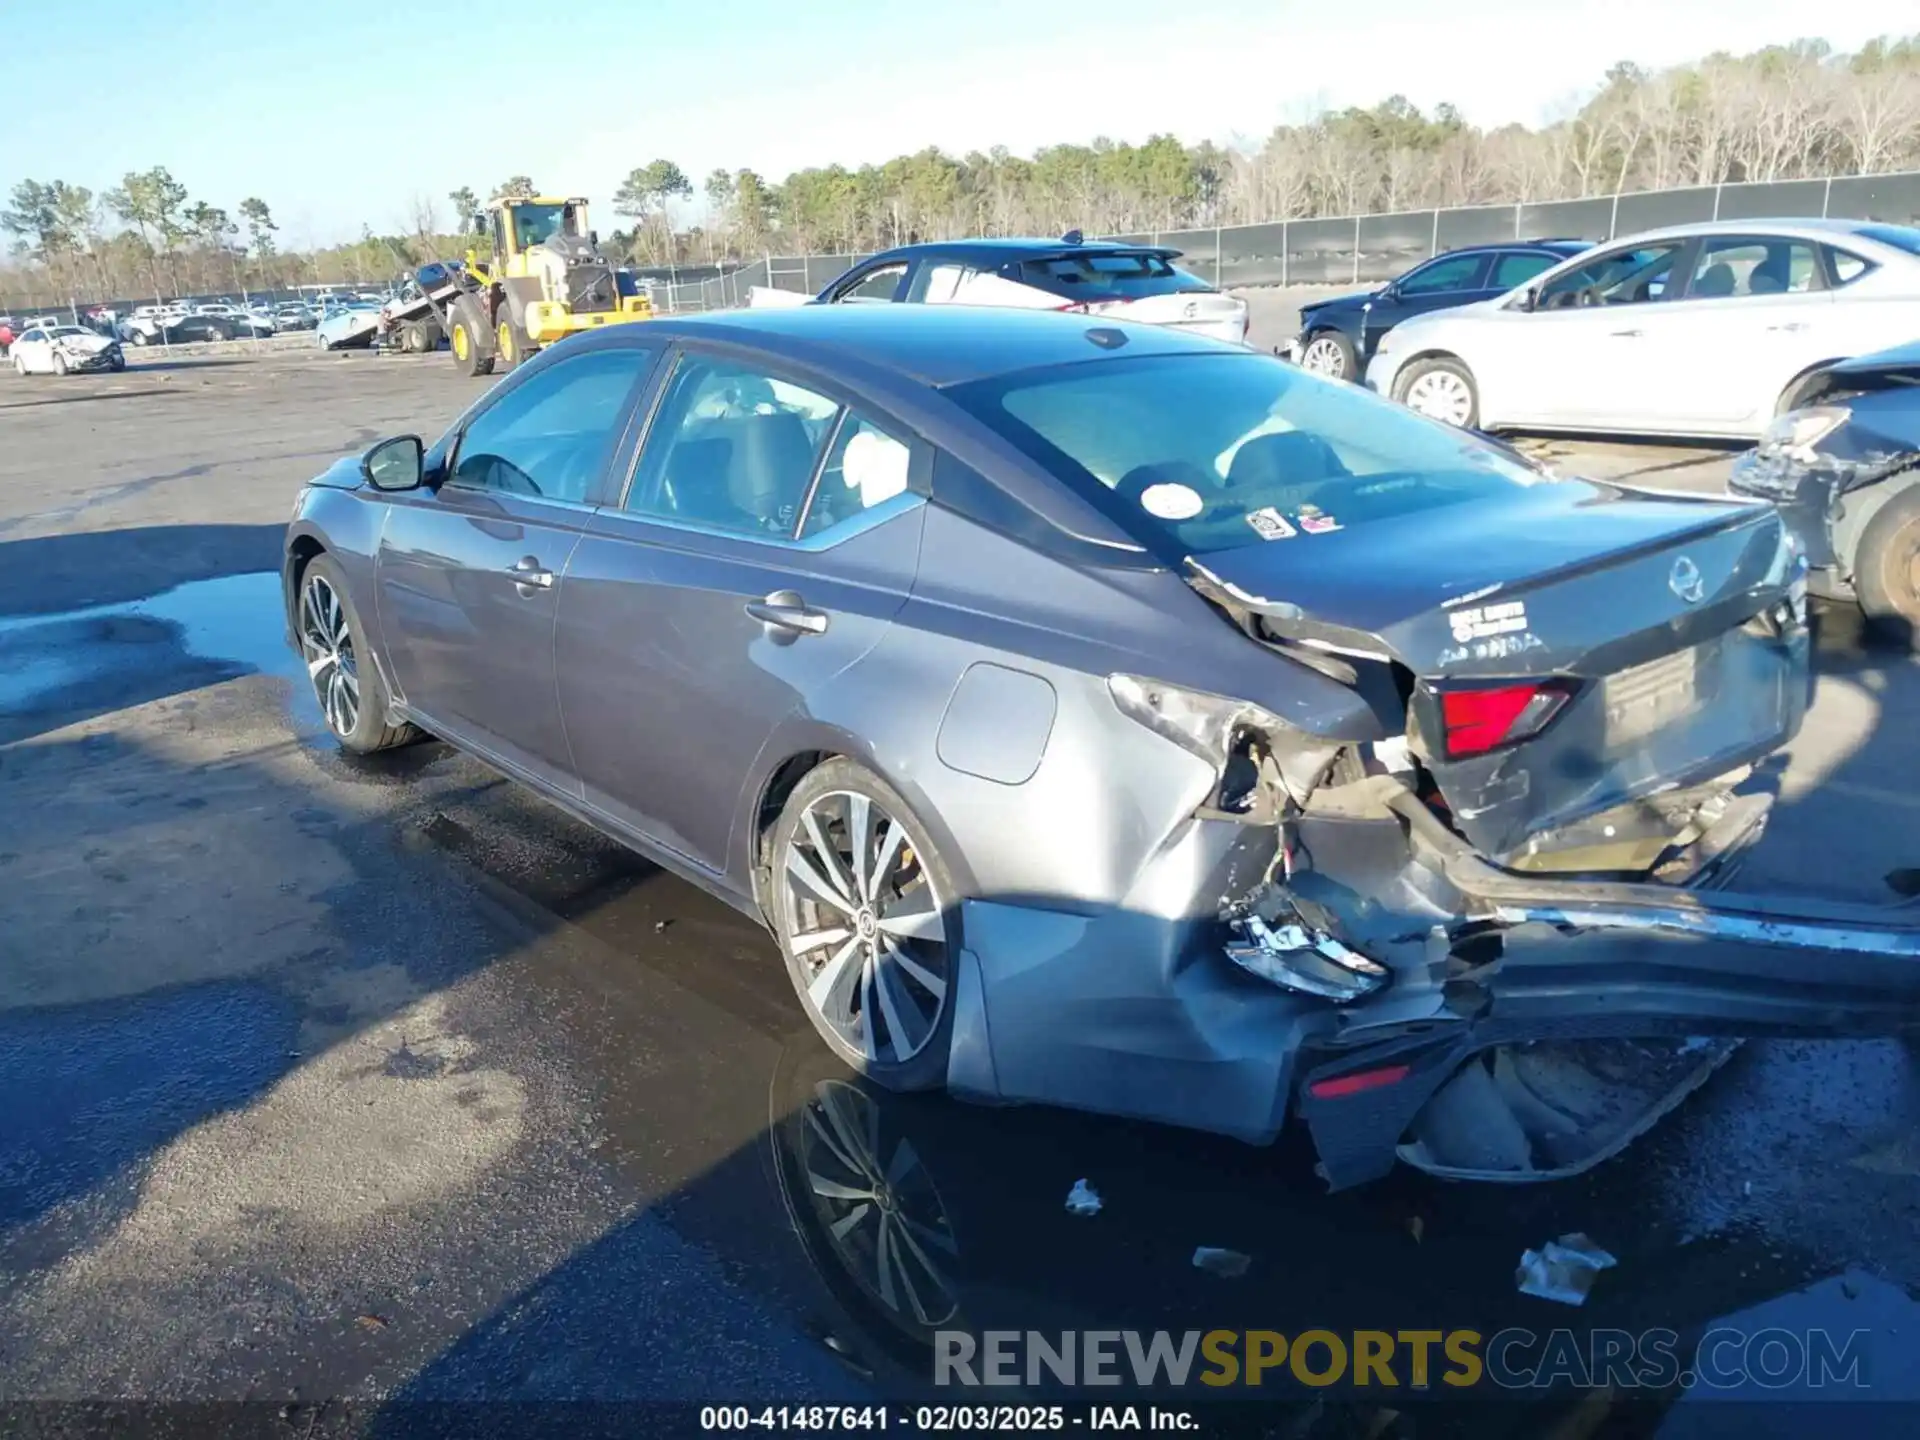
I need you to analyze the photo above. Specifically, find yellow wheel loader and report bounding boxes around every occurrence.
[435,196,651,377]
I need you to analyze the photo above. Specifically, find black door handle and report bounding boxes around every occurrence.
[745,589,829,636]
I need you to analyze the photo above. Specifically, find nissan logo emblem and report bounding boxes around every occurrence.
[1669,556,1705,604]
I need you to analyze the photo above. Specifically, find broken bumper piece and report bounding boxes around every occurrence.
[1296,778,1920,1189]
[1226,908,1388,1001]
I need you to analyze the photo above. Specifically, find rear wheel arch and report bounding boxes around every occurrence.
[744,738,980,921]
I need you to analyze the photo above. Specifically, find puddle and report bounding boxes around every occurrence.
[0,570,315,724]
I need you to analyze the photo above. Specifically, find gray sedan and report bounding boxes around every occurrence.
[283,306,1920,1189]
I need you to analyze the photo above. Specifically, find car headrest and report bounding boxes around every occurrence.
[1227,431,1349,490]
[1693,262,1737,297]
[731,411,817,526]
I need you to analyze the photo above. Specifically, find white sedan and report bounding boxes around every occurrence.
[750,235,1251,345]
[9,324,125,375]
[1366,218,1920,440]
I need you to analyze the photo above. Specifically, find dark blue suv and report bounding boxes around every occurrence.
[1285,240,1593,381]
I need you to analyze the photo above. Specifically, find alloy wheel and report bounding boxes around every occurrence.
[797,1078,960,1329]
[299,574,361,738]
[779,791,951,1065]
[1300,335,1348,377]
[1404,369,1474,426]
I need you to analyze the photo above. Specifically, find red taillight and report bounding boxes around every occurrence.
[1309,1064,1411,1099]
[1438,682,1571,758]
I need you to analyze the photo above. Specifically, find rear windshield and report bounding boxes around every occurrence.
[1858,223,1920,257]
[946,352,1546,561]
[1011,252,1211,301]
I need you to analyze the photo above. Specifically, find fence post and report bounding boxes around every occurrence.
[1608,192,1620,240]
[1351,216,1361,284]
[1280,222,1288,288]
[1513,204,1522,240]
[1822,176,1833,218]
[1711,184,1722,221]
[1213,224,1222,288]
[1429,209,1439,259]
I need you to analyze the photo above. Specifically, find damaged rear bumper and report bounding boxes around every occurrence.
[1294,778,1920,1188]
[946,769,1920,1193]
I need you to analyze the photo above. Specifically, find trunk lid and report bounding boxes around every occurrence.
[1188,484,1810,861]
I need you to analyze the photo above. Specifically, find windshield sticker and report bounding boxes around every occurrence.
[1140,482,1205,520]
[1449,600,1529,644]
[1296,505,1342,534]
[1245,506,1297,540]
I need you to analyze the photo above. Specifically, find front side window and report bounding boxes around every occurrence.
[451,346,656,503]
[1396,253,1487,295]
[1537,243,1685,309]
[947,352,1547,562]
[626,356,841,538]
[834,265,907,303]
[1686,238,1821,298]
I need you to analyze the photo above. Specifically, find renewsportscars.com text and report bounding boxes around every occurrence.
[934,1327,1871,1391]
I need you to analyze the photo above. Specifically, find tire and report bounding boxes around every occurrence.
[133,331,150,346]
[51,353,68,376]
[1853,488,1920,651]
[770,758,960,1092]
[295,555,420,754]
[402,320,438,354]
[495,315,527,370]
[109,353,125,372]
[1394,355,1480,429]
[448,300,494,377]
[1297,329,1357,381]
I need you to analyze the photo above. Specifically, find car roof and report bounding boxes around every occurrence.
[1606,216,1909,246]
[638,304,1235,387]
[860,237,1181,268]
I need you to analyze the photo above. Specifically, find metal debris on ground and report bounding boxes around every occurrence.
[1515,1233,1617,1306]
[354,1313,390,1331]
[1064,1178,1102,1216]
[1191,1246,1252,1278]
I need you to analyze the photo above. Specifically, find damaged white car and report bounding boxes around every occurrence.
[9,324,126,376]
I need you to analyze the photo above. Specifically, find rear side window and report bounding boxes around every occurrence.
[1827,247,1876,285]
[1012,252,1211,301]
[1491,252,1559,288]
[1687,238,1821,298]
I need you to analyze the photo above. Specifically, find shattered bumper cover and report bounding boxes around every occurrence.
[945,771,1920,1193]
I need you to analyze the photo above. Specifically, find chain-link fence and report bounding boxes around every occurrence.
[643,169,1920,313]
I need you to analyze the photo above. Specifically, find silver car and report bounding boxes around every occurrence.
[282,306,1920,1189]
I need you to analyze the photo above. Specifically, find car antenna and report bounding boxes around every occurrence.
[1062,228,1084,246]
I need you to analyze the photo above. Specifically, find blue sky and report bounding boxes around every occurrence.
[4,0,1915,244]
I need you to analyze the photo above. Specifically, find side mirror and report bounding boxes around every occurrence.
[1519,286,1540,312]
[1376,282,1398,302]
[362,434,425,491]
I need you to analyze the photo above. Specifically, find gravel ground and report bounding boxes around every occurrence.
[3,348,1919,1435]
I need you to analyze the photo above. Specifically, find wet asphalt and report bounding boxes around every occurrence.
[4,349,1920,1438]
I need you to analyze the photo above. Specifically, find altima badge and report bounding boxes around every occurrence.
[1669,555,1705,604]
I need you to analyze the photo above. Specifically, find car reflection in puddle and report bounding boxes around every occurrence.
[765,1032,1920,1434]
[0,570,322,735]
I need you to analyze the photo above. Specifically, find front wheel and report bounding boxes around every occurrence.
[1395,355,1480,428]
[296,556,420,754]
[1854,489,1920,651]
[51,353,68,376]
[1298,330,1357,381]
[770,759,959,1091]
